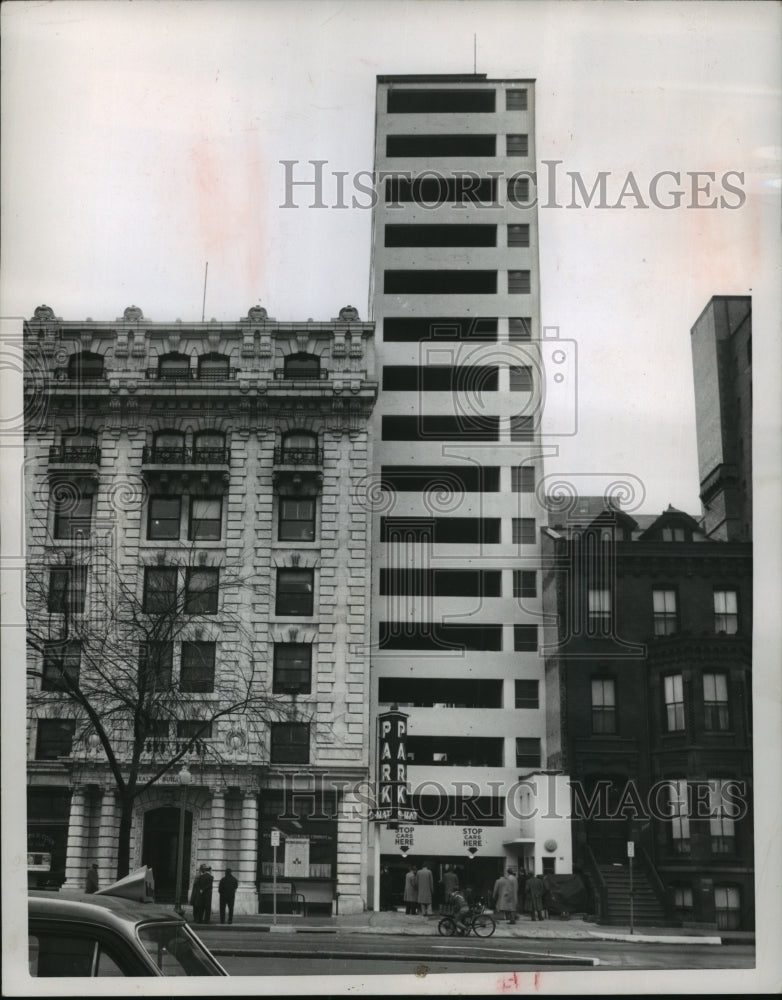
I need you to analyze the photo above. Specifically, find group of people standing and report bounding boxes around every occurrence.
[402,861,436,915]
[399,862,549,922]
[189,864,239,924]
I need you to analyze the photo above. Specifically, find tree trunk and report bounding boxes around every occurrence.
[116,792,134,880]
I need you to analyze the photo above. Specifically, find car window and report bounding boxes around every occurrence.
[137,923,223,976]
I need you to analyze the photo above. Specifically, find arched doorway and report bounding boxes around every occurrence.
[141,807,192,903]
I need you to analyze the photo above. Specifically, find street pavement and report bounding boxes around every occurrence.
[194,907,754,947]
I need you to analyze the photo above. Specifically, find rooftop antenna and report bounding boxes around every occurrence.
[201,261,209,322]
[473,34,477,74]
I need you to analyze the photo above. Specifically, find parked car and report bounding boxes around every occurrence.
[28,868,227,977]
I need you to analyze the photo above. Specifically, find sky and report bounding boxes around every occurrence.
[1,0,780,515]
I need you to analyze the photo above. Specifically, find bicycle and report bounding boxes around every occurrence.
[437,900,496,938]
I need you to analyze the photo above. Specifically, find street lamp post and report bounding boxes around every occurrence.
[174,764,192,914]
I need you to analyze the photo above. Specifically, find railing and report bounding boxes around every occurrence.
[144,368,239,381]
[51,368,107,383]
[48,445,101,465]
[583,844,608,923]
[273,447,323,465]
[273,368,329,380]
[141,447,231,465]
[638,843,673,920]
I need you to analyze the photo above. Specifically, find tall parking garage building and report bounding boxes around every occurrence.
[368,75,572,906]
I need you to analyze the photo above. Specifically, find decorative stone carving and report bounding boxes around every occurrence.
[115,329,129,358]
[248,306,267,322]
[332,332,346,358]
[123,305,144,322]
[339,305,360,322]
[33,305,56,322]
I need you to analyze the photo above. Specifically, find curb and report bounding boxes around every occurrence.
[209,946,599,967]
[587,930,722,946]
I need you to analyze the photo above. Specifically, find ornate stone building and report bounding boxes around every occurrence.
[24,302,377,915]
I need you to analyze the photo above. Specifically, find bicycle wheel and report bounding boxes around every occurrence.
[470,914,496,938]
[437,916,457,937]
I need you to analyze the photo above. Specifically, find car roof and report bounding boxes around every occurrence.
[29,891,187,932]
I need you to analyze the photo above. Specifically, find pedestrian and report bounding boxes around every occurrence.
[449,889,472,934]
[190,863,214,923]
[506,868,519,924]
[403,864,418,915]
[416,861,434,916]
[218,867,238,924]
[379,865,394,911]
[527,873,546,921]
[85,863,99,894]
[440,864,459,911]
[491,869,518,923]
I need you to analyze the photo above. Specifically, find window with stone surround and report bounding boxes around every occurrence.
[270,722,310,764]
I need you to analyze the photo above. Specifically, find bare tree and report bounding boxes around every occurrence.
[26,500,301,880]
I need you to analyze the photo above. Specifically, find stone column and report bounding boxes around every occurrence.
[208,789,226,875]
[336,783,365,914]
[234,788,259,915]
[62,785,88,890]
[96,787,118,888]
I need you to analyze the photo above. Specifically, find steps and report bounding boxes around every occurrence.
[597,864,667,926]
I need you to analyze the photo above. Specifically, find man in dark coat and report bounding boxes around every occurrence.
[190,864,214,923]
[440,865,459,911]
[85,863,99,894]
[527,873,546,921]
[218,867,238,924]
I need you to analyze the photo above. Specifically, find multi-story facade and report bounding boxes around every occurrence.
[542,499,753,928]
[24,302,377,915]
[690,296,752,542]
[367,74,572,907]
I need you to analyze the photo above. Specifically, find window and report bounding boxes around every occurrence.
[152,431,185,464]
[28,931,127,977]
[714,590,738,634]
[709,780,736,854]
[591,678,617,734]
[380,622,502,651]
[273,643,312,694]
[158,353,191,379]
[139,641,173,688]
[516,737,541,768]
[41,642,81,691]
[197,352,230,379]
[661,526,686,541]
[283,353,321,379]
[653,589,678,636]
[184,568,219,614]
[143,567,177,614]
[508,270,532,294]
[703,673,730,731]
[279,431,319,465]
[270,722,310,764]
[510,415,535,441]
[148,496,181,540]
[384,270,498,294]
[189,496,222,541]
[179,641,216,693]
[380,569,500,597]
[511,466,535,492]
[668,779,691,854]
[279,498,316,542]
[66,351,105,379]
[381,516,501,544]
[509,317,532,341]
[176,720,213,741]
[193,431,227,464]
[384,224,496,248]
[513,570,537,599]
[509,365,533,390]
[276,569,314,616]
[386,134,496,157]
[507,177,530,205]
[47,567,87,615]
[382,415,500,441]
[507,224,530,248]
[381,465,500,493]
[515,679,539,709]
[664,674,685,732]
[506,134,529,157]
[588,589,611,632]
[512,518,536,544]
[714,885,741,930]
[506,89,528,110]
[388,88,496,114]
[673,885,694,921]
[382,316,498,342]
[35,719,76,761]
[52,485,93,540]
[385,176,497,206]
[514,624,538,652]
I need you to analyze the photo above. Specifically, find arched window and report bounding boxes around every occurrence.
[67,351,104,379]
[53,429,99,464]
[281,431,318,464]
[157,353,191,380]
[197,353,230,380]
[152,430,185,463]
[193,431,226,464]
[283,353,321,379]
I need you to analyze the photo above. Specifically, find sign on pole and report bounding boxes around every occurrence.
[626,841,635,858]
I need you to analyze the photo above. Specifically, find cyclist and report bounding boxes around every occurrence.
[449,890,473,934]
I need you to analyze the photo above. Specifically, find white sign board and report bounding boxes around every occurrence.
[627,841,635,858]
[284,836,310,877]
[270,829,280,847]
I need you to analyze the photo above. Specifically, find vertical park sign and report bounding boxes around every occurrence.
[372,708,417,824]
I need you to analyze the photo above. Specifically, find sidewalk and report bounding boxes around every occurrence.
[199,908,754,946]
